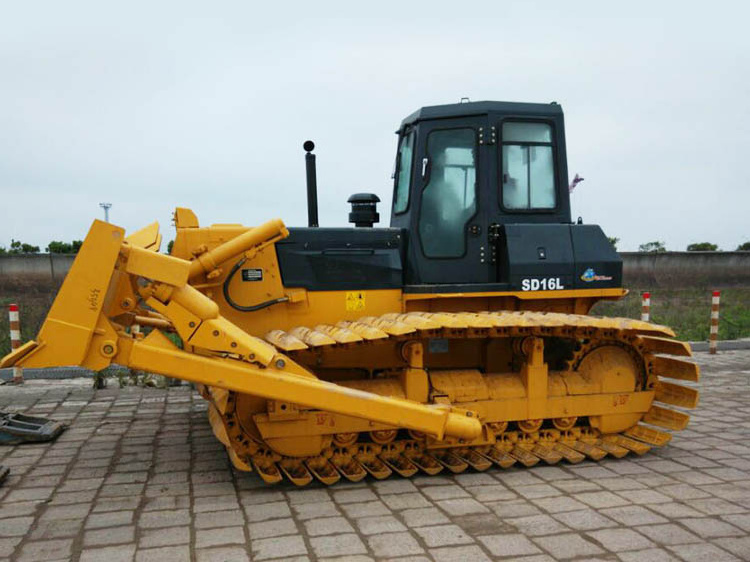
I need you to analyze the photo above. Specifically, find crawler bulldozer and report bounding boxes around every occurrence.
[1,101,699,485]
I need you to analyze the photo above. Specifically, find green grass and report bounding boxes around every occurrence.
[0,291,55,357]
[591,288,750,341]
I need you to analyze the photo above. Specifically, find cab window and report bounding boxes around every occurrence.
[501,122,556,210]
[419,128,477,257]
[393,131,414,214]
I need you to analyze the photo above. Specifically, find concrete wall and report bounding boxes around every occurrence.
[0,254,74,283]
[621,252,750,288]
[0,252,749,290]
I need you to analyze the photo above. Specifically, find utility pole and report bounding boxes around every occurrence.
[99,203,112,223]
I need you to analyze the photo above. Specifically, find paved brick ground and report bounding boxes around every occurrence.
[0,350,748,561]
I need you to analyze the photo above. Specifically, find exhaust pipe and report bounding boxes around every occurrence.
[304,140,319,227]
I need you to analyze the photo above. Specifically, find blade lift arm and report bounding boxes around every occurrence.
[1,218,480,442]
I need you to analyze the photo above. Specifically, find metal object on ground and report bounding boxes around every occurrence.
[0,412,68,445]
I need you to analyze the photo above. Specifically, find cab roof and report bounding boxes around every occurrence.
[400,100,564,129]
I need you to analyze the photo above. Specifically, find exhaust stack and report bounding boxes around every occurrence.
[304,140,319,227]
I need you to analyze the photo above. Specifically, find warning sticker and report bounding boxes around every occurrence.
[345,291,366,312]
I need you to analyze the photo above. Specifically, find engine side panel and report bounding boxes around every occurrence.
[275,227,404,290]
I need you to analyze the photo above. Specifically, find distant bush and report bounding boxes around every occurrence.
[638,241,666,253]
[46,240,83,254]
[737,242,750,251]
[687,242,718,251]
[0,239,40,255]
[607,237,620,250]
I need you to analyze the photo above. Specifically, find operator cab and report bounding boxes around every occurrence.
[391,101,579,287]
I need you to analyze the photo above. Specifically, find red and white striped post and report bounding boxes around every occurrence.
[8,304,24,384]
[709,291,721,355]
[641,292,651,322]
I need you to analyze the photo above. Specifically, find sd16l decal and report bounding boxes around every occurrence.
[521,278,564,291]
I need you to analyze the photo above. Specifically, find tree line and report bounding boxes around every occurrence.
[0,240,83,255]
[608,238,750,252]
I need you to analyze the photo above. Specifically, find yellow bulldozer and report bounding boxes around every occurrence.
[1,101,698,486]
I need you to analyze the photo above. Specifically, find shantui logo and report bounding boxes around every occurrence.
[580,268,613,283]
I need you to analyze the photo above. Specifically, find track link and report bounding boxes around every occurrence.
[215,311,699,486]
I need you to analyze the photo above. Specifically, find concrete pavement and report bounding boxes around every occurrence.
[0,350,748,561]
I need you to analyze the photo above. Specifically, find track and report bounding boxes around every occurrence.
[208,311,699,486]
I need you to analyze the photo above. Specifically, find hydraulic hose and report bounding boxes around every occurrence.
[222,258,289,312]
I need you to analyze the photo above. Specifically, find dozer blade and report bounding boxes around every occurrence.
[643,405,691,431]
[0,220,125,372]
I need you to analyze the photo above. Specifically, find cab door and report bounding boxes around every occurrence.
[409,117,491,285]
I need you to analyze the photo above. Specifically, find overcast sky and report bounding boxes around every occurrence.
[1,1,748,252]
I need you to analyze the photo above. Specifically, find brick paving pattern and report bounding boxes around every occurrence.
[0,350,748,561]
